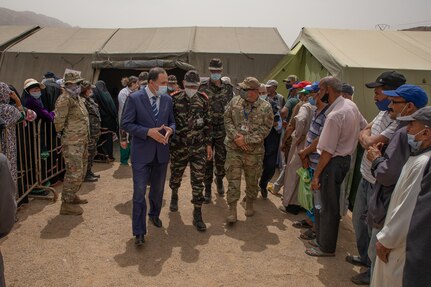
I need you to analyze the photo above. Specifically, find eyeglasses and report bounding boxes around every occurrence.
[242,88,258,91]
[391,100,407,104]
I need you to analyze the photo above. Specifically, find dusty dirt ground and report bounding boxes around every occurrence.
[1,160,365,287]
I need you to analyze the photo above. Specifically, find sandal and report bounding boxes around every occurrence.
[292,219,313,229]
[267,183,282,197]
[300,229,316,240]
[305,247,335,257]
[308,239,319,247]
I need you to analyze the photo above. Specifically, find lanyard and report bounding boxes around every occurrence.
[243,105,254,121]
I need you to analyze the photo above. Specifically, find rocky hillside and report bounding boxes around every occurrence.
[0,7,71,27]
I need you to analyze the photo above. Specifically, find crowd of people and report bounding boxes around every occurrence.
[0,58,430,286]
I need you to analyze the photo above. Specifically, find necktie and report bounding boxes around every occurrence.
[151,96,159,120]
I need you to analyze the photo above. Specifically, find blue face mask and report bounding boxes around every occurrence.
[30,91,42,99]
[167,86,174,92]
[375,98,391,111]
[407,129,425,152]
[210,73,222,81]
[156,85,168,96]
[308,97,316,106]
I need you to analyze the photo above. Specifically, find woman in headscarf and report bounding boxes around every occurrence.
[21,78,55,122]
[0,82,27,186]
[92,80,118,161]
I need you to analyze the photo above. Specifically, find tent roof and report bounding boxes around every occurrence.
[192,27,288,54]
[6,26,288,55]
[7,27,117,54]
[0,25,39,50]
[296,27,431,75]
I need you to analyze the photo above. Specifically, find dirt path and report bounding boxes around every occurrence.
[1,161,363,287]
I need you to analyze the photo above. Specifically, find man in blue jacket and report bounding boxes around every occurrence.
[121,67,176,246]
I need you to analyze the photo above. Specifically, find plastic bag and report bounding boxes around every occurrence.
[296,167,313,211]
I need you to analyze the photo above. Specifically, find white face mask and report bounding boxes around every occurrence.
[185,88,197,98]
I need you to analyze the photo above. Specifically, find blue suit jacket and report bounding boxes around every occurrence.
[121,89,175,164]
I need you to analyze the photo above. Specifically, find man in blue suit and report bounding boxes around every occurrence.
[121,67,176,246]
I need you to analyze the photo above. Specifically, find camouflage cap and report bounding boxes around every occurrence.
[208,58,223,70]
[80,80,95,90]
[238,77,260,90]
[168,75,178,84]
[64,72,84,85]
[183,70,200,86]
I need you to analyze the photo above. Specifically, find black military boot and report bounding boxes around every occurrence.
[193,206,207,232]
[214,176,225,196]
[203,184,211,204]
[170,190,179,212]
[84,171,98,182]
[89,170,100,178]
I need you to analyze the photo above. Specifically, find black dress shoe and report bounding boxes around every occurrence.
[135,234,145,246]
[149,216,162,228]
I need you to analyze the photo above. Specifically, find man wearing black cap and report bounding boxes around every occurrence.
[168,70,212,232]
[366,84,429,284]
[347,71,406,285]
[371,105,431,287]
[199,58,234,202]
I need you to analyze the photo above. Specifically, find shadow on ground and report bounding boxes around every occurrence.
[40,214,84,239]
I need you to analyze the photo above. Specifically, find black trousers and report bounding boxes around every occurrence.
[315,155,351,253]
[259,151,278,191]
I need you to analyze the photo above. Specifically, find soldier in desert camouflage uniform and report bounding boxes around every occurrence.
[199,58,234,202]
[80,80,101,182]
[224,77,274,223]
[54,72,89,215]
[169,70,212,231]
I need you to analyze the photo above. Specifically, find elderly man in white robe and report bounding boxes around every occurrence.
[371,105,431,287]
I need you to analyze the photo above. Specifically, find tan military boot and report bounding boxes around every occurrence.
[245,197,254,217]
[71,195,88,205]
[227,203,237,223]
[60,202,84,215]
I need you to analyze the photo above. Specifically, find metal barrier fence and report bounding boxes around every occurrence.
[35,120,63,201]
[1,120,62,204]
[15,120,40,203]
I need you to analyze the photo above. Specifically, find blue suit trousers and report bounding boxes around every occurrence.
[131,157,168,236]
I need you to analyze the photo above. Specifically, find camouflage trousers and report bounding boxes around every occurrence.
[62,142,88,203]
[225,147,264,205]
[87,136,99,172]
[169,142,207,206]
[205,136,226,186]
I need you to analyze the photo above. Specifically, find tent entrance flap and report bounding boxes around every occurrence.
[92,59,195,71]
[97,67,188,108]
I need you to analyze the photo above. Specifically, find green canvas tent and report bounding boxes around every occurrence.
[265,27,431,121]
[0,26,289,92]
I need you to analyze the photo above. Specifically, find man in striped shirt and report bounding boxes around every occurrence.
[347,71,406,285]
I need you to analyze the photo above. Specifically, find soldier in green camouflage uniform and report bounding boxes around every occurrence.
[80,81,101,182]
[199,58,234,203]
[224,77,274,223]
[54,72,89,215]
[169,70,212,231]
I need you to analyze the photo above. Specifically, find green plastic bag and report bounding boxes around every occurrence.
[297,167,313,211]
